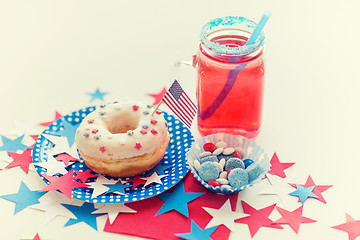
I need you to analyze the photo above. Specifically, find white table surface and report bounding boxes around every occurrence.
[1,0,360,239]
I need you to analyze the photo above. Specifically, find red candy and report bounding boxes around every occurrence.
[208,180,221,187]
[234,151,242,159]
[203,142,216,152]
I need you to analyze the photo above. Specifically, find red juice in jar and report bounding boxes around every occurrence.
[195,16,265,139]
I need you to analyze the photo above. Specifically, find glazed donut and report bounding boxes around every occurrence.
[74,102,170,177]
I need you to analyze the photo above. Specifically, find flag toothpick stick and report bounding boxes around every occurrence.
[151,100,163,116]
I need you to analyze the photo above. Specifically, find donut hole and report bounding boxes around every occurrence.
[104,114,139,134]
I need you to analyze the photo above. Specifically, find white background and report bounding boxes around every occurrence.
[1,0,360,239]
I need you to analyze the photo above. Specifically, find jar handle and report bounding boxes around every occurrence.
[170,55,197,82]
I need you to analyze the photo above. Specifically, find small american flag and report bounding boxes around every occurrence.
[162,80,197,129]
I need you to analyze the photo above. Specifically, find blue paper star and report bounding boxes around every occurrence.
[0,135,30,152]
[155,181,204,217]
[87,88,108,102]
[0,181,46,214]
[176,220,217,240]
[103,180,129,195]
[289,184,318,204]
[54,119,80,147]
[62,202,106,230]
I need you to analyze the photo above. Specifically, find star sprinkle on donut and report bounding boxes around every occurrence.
[135,143,142,150]
[132,105,139,111]
[99,146,106,153]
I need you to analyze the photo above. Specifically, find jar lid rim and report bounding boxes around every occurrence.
[200,16,265,56]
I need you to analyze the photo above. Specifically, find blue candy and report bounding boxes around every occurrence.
[216,153,234,162]
[224,157,245,171]
[228,168,249,189]
[243,159,254,169]
[198,155,218,164]
[246,163,264,182]
[198,162,220,182]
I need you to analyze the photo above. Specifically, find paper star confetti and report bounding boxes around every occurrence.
[40,170,90,199]
[104,174,238,240]
[155,180,204,217]
[261,174,294,205]
[42,134,79,158]
[176,220,218,240]
[0,135,30,152]
[274,205,316,233]
[141,172,168,187]
[203,199,247,232]
[74,170,98,183]
[92,203,136,224]
[147,87,166,105]
[126,175,146,189]
[54,119,80,147]
[235,201,283,237]
[20,233,41,240]
[55,153,80,166]
[289,175,333,204]
[332,213,360,240]
[0,181,46,214]
[62,202,106,230]
[34,154,68,176]
[289,184,318,204]
[104,180,129,195]
[88,88,109,102]
[39,111,63,126]
[87,175,117,198]
[29,191,76,225]
[268,152,295,178]
[6,148,33,173]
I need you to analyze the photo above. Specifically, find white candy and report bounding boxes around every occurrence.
[215,141,227,149]
[194,160,201,171]
[212,147,223,156]
[219,171,228,179]
[220,184,232,190]
[223,147,235,155]
[199,151,212,158]
[219,158,226,169]
[214,162,223,172]
[216,178,229,185]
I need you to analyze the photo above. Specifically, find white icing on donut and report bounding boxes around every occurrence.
[75,102,168,160]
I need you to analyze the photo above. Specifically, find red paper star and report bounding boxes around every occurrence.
[147,87,166,105]
[74,170,98,183]
[273,205,316,233]
[39,170,90,199]
[104,173,238,240]
[127,175,147,189]
[289,175,332,204]
[21,233,41,240]
[6,149,33,173]
[39,111,63,126]
[267,152,295,178]
[55,153,80,166]
[235,201,283,237]
[332,213,360,240]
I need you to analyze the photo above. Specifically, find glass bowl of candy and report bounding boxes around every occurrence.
[186,133,271,195]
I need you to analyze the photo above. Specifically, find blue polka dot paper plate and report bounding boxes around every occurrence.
[32,106,194,203]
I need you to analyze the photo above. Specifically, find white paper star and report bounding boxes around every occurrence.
[202,199,248,231]
[29,191,76,225]
[141,172,168,187]
[33,154,68,176]
[42,134,79,158]
[92,203,136,224]
[3,120,43,137]
[88,175,117,198]
[260,174,295,205]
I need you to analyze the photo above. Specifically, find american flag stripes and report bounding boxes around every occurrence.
[162,80,197,129]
